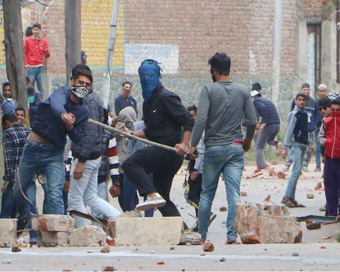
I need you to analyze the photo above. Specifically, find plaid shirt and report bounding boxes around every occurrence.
[2,123,31,183]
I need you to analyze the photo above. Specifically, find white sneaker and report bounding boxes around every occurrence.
[136,193,166,211]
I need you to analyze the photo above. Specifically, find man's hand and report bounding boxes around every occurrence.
[109,184,121,198]
[282,148,288,159]
[243,138,251,152]
[63,180,70,192]
[190,146,198,160]
[260,123,266,130]
[73,161,85,180]
[61,112,76,131]
[1,181,9,192]
[175,142,189,156]
[310,146,315,154]
[190,171,198,180]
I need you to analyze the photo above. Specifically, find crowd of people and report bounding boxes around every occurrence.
[1,23,340,246]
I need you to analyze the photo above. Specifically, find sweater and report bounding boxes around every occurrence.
[191,81,257,147]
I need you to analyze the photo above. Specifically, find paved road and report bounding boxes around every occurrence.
[1,162,339,271]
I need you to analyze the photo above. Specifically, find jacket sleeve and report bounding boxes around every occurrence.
[318,121,326,146]
[43,39,50,58]
[2,132,15,183]
[243,92,257,139]
[114,98,121,116]
[49,89,68,121]
[284,112,296,148]
[163,95,194,132]
[108,136,120,185]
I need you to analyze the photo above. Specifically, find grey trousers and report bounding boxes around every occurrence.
[255,124,280,169]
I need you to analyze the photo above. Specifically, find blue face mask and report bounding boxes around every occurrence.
[138,59,161,101]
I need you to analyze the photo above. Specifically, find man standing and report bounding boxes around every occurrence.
[190,53,256,244]
[123,59,194,216]
[13,64,91,233]
[250,86,280,176]
[68,90,121,228]
[284,83,317,172]
[114,81,138,116]
[24,23,50,97]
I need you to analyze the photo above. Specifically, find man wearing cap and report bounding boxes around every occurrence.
[250,83,280,177]
[283,83,318,172]
[122,59,194,215]
[13,64,91,234]
[24,23,50,97]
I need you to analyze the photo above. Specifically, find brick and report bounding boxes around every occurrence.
[38,215,75,232]
[108,217,182,246]
[0,219,17,245]
[69,225,106,247]
[38,231,69,247]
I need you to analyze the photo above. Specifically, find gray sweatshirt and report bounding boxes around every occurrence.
[191,81,257,147]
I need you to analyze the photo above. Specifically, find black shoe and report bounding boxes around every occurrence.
[17,212,32,238]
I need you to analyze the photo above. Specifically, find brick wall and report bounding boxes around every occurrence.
[0,0,334,122]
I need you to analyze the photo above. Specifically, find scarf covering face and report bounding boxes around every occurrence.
[138,59,161,101]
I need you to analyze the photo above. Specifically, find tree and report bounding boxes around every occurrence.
[3,0,27,109]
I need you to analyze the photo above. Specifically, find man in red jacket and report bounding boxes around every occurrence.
[318,99,340,216]
[24,23,50,97]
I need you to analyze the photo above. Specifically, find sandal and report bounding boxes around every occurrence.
[281,197,296,208]
[225,238,238,245]
[291,199,305,208]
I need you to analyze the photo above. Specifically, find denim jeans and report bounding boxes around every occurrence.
[284,144,306,199]
[13,137,65,217]
[198,144,244,241]
[41,177,68,215]
[68,157,121,228]
[27,66,45,97]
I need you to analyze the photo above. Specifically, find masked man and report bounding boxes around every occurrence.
[13,64,92,234]
[122,59,194,217]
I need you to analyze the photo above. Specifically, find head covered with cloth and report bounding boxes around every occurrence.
[138,59,162,101]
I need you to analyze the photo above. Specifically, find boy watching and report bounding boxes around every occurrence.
[281,93,309,208]
[318,99,340,216]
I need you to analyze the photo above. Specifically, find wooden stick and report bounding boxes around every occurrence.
[88,118,177,152]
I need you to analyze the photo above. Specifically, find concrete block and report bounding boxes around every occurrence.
[39,215,75,232]
[69,225,106,247]
[108,217,182,246]
[0,219,17,245]
[38,231,69,247]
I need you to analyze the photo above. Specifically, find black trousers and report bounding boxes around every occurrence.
[122,146,183,217]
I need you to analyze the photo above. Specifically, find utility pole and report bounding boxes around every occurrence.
[103,0,120,109]
[271,0,283,106]
[3,0,27,109]
[65,0,81,86]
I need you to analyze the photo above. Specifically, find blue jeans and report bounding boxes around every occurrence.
[198,144,244,241]
[13,137,65,217]
[284,144,306,199]
[27,66,44,97]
